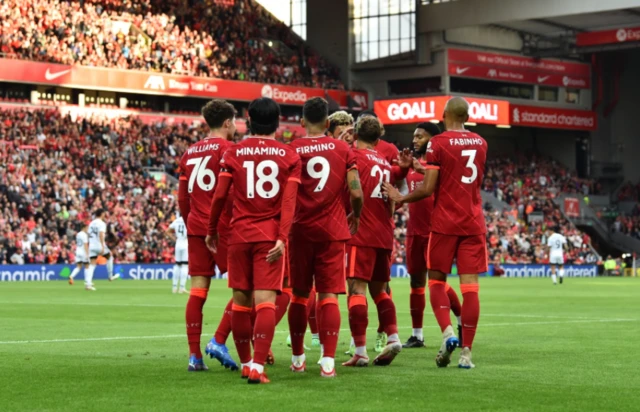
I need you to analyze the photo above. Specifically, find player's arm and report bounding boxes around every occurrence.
[267,158,302,263]
[383,167,438,204]
[84,237,89,257]
[205,172,232,252]
[391,148,412,181]
[178,175,190,222]
[99,231,106,253]
[346,168,363,234]
[165,225,176,241]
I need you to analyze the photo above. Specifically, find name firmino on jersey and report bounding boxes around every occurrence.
[449,138,483,146]
[295,142,335,154]
[236,147,287,156]
[188,143,220,154]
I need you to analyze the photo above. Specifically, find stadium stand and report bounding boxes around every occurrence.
[0,0,343,89]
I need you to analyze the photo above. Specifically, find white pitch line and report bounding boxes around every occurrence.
[0,318,635,345]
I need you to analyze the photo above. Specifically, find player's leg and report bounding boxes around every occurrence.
[343,245,373,367]
[559,264,565,284]
[445,283,463,346]
[370,249,402,366]
[404,235,427,348]
[172,263,180,293]
[427,233,459,367]
[455,234,487,369]
[179,264,189,293]
[69,263,81,285]
[287,239,313,372]
[103,250,116,281]
[86,256,97,291]
[550,262,558,284]
[307,289,319,346]
[185,275,211,371]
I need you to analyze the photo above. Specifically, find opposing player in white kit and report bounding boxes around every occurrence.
[69,222,90,288]
[167,213,189,294]
[87,209,119,289]
[547,229,568,285]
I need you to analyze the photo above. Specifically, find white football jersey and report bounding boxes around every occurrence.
[76,231,88,253]
[547,233,566,253]
[170,217,188,248]
[88,219,107,250]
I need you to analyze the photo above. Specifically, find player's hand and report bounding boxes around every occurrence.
[382,181,403,204]
[266,240,285,263]
[412,158,426,174]
[397,148,413,169]
[205,234,218,254]
[347,213,360,235]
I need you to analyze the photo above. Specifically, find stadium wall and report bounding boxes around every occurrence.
[0,264,597,282]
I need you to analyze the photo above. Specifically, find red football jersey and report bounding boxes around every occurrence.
[426,130,487,236]
[347,148,394,250]
[406,159,434,237]
[289,136,356,242]
[179,137,234,236]
[220,137,301,245]
[374,138,399,165]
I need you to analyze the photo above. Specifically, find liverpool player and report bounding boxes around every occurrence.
[327,110,355,143]
[344,117,402,367]
[206,97,301,384]
[178,99,237,372]
[287,97,363,377]
[402,122,463,349]
[384,97,487,369]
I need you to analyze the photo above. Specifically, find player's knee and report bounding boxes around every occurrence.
[292,288,310,299]
[427,270,447,282]
[410,275,426,289]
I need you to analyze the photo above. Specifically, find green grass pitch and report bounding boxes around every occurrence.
[1,277,639,411]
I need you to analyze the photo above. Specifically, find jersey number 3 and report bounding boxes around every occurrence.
[461,150,478,184]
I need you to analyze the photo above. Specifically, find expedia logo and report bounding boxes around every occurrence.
[261,84,273,98]
[144,75,166,90]
[617,28,628,42]
[562,76,587,88]
[261,85,307,103]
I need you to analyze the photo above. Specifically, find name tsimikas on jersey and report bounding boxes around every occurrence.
[236,147,287,157]
[295,142,336,154]
[188,143,220,155]
[365,153,390,166]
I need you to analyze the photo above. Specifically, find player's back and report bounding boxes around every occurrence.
[171,217,188,246]
[374,138,399,165]
[76,231,88,252]
[427,130,487,236]
[548,233,566,251]
[290,136,354,242]
[406,160,434,237]
[179,137,233,236]
[222,137,301,244]
[88,219,105,248]
[348,148,394,250]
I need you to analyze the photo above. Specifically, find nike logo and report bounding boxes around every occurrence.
[456,67,470,74]
[537,76,550,83]
[45,68,71,81]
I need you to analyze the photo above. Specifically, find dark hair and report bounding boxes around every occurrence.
[95,209,105,218]
[201,99,236,129]
[355,117,381,143]
[303,97,328,125]
[416,122,441,136]
[248,97,280,135]
[357,110,377,120]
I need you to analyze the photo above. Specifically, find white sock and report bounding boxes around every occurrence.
[456,316,462,326]
[559,269,565,278]
[320,344,324,358]
[70,267,80,279]
[443,325,455,340]
[412,328,423,340]
[552,274,557,284]
[355,346,367,356]
[311,333,319,340]
[251,363,264,374]
[180,265,189,289]
[241,361,251,370]
[86,265,96,286]
[291,354,306,365]
[107,256,114,277]
[350,337,355,347]
[319,357,334,370]
[172,265,180,288]
[387,333,399,343]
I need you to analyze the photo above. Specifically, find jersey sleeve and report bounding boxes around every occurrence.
[346,148,357,171]
[219,149,234,176]
[169,220,177,230]
[288,154,302,183]
[426,139,441,169]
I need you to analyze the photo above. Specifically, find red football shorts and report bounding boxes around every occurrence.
[427,232,488,275]
[406,235,429,274]
[346,245,391,283]
[188,235,216,276]
[228,242,285,292]
[290,239,346,294]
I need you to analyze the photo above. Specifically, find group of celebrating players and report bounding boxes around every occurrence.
[176,94,488,384]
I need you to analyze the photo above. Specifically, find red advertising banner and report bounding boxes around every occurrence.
[576,26,640,47]
[447,48,591,89]
[510,104,597,131]
[447,63,590,89]
[564,198,581,218]
[374,95,510,125]
[0,59,368,109]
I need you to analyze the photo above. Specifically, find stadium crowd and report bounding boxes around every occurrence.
[0,0,343,89]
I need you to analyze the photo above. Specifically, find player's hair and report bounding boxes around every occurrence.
[303,97,328,125]
[201,99,236,129]
[357,110,377,120]
[95,209,105,218]
[327,111,354,133]
[247,97,280,135]
[355,117,382,143]
[416,122,441,137]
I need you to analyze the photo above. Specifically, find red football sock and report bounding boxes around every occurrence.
[348,294,368,347]
[253,302,276,366]
[318,297,340,358]
[307,291,318,334]
[231,304,253,364]
[409,287,426,329]
[276,289,292,326]
[429,279,452,332]
[185,287,208,358]
[287,296,308,356]
[374,292,398,338]
[214,298,233,344]
[461,283,480,349]
[446,284,462,318]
